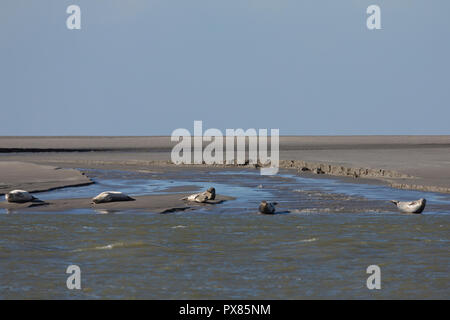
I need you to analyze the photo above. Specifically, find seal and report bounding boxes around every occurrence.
[181,187,216,203]
[92,191,135,204]
[258,200,278,214]
[5,190,38,203]
[205,187,216,200]
[390,198,426,214]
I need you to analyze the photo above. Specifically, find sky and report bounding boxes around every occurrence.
[0,0,449,135]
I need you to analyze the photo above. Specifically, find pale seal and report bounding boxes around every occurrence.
[390,198,426,214]
[181,187,216,203]
[92,191,135,204]
[5,190,38,203]
[258,200,278,214]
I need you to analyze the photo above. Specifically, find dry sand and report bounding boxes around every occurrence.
[0,136,449,199]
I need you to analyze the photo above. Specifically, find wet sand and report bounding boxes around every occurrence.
[0,161,92,194]
[0,193,234,214]
[0,136,449,200]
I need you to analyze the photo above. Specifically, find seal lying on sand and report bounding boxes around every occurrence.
[181,187,216,203]
[390,198,426,213]
[92,191,135,204]
[258,200,278,214]
[205,187,216,200]
[5,190,38,203]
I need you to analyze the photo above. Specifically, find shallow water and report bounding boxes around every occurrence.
[0,169,449,299]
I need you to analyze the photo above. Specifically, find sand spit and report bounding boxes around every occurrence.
[279,159,410,178]
[0,161,93,195]
[0,193,234,214]
[279,160,450,194]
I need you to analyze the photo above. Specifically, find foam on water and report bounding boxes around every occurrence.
[73,241,152,252]
[291,174,450,205]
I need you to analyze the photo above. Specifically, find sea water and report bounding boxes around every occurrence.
[0,168,448,299]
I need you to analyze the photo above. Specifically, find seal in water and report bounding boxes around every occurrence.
[390,198,426,214]
[181,187,216,203]
[92,191,135,204]
[5,190,38,203]
[258,200,278,214]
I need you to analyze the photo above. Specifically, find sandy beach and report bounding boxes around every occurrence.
[1,136,449,197]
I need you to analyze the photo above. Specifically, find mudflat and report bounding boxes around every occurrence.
[0,193,234,214]
[0,136,449,193]
[0,161,92,194]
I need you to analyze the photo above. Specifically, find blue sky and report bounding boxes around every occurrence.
[1,0,449,135]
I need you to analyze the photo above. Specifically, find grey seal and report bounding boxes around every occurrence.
[92,191,135,204]
[390,198,426,214]
[5,190,38,203]
[181,187,216,203]
[258,200,278,214]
